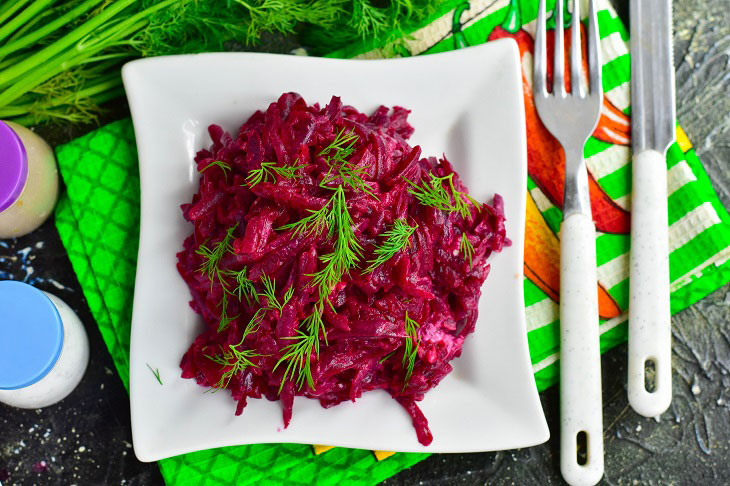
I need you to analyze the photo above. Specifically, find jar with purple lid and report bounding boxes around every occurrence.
[0,120,59,238]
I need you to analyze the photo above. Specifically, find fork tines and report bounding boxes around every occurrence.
[534,0,601,99]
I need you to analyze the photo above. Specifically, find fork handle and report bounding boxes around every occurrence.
[560,213,604,486]
[628,149,672,417]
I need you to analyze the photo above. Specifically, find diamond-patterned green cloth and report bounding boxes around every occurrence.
[53,1,730,485]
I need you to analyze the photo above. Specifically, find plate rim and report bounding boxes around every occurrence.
[123,39,549,462]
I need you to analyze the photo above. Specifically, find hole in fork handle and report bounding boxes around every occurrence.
[644,358,657,393]
[576,430,589,466]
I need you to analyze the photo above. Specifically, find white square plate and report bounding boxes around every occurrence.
[123,39,548,462]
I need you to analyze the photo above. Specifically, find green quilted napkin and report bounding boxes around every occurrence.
[53,0,730,485]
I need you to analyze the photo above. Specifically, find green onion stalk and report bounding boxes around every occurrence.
[0,0,453,126]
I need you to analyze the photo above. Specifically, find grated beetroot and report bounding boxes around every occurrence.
[177,93,508,445]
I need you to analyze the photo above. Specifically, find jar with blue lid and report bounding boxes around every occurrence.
[0,280,89,408]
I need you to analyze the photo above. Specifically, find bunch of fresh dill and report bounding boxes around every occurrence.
[0,0,449,126]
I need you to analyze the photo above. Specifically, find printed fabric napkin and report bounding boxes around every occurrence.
[54,0,730,484]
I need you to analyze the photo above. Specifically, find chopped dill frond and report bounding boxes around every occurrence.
[200,160,232,179]
[405,172,481,220]
[460,233,475,269]
[206,311,267,390]
[146,364,163,385]
[402,311,421,390]
[258,273,293,315]
[245,160,305,187]
[195,223,239,288]
[274,303,327,392]
[364,219,417,273]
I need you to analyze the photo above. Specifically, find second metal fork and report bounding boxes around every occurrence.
[533,0,604,485]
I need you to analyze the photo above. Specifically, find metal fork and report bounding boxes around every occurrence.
[533,0,604,485]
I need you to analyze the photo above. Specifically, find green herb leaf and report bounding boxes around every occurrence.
[402,311,421,390]
[364,219,417,273]
[319,127,359,158]
[221,266,259,306]
[379,350,397,364]
[245,160,305,187]
[460,233,475,269]
[318,128,378,199]
[200,160,232,179]
[258,273,293,315]
[309,186,363,303]
[277,201,332,238]
[405,172,481,220]
[206,314,267,390]
[146,363,163,385]
[195,223,239,288]
[274,304,327,392]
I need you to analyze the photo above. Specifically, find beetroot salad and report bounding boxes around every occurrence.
[177,93,508,446]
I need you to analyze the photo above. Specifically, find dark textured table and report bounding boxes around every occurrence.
[1,1,728,484]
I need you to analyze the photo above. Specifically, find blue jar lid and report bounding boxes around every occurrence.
[0,281,64,390]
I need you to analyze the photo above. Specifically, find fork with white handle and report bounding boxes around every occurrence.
[533,0,604,485]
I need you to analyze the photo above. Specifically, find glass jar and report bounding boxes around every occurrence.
[0,281,89,408]
[0,120,59,238]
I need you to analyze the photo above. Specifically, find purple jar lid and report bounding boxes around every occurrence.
[0,121,29,212]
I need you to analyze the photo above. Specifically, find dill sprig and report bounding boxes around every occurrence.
[319,127,359,159]
[216,299,239,333]
[195,223,238,288]
[402,311,421,390]
[221,266,259,306]
[258,273,293,315]
[405,172,482,220]
[277,201,332,238]
[460,233,475,269]
[274,303,327,392]
[379,350,397,364]
[194,224,245,332]
[310,186,364,303]
[319,128,378,199]
[246,160,305,187]
[364,219,418,273]
[274,186,361,391]
[146,364,163,385]
[200,160,232,179]
[206,311,266,390]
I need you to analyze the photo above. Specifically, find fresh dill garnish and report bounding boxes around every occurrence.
[310,186,364,303]
[402,311,421,390]
[216,297,239,333]
[319,127,359,159]
[405,172,481,220]
[146,364,163,385]
[364,219,418,273]
[221,266,259,306]
[195,223,239,288]
[258,273,293,315]
[277,201,332,238]
[274,186,362,391]
[200,160,232,179]
[206,312,266,390]
[379,350,397,364]
[245,160,305,187]
[460,233,475,269]
[274,303,327,392]
[194,224,245,332]
[318,128,378,199]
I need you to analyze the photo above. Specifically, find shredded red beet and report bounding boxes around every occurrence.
[177,93,508,445]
